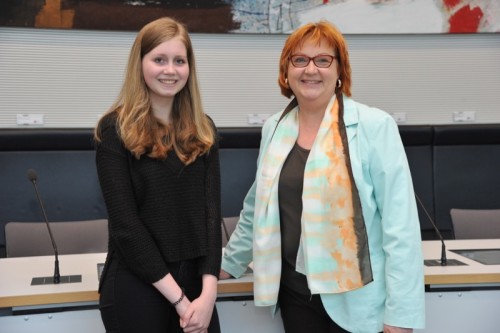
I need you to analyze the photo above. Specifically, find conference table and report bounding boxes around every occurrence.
[1,239,499,333]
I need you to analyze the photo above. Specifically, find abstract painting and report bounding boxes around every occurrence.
[1,0,498,33]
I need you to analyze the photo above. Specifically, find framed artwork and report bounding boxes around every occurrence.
[0,0,498,34]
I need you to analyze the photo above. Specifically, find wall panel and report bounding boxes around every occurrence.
[1,28,499,128]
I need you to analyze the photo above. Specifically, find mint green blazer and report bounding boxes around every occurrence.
[222,96,425,332]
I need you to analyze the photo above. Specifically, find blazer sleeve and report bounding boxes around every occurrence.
[364,110,426,328]
[221,113,280,278]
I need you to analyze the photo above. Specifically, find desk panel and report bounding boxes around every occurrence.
[0,309,104,333]
[0,304,285,333]
[423,289,500,332]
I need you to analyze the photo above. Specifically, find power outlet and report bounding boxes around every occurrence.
[391,112,407,124]
[247,114,270,125]
[453,111,475,122]
[16,114,44,125]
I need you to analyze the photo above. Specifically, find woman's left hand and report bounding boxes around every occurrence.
[219,269,232,280]
[180,292,216,333]
[384,324,413,333]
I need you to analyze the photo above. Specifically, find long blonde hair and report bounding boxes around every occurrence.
[95,17,214,164]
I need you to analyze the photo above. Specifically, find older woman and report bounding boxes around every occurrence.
[221,21,425,333]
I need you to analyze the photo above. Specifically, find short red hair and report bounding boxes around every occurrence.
[278,21,352,98]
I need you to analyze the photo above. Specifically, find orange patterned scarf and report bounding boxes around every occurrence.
[252,93,372,306]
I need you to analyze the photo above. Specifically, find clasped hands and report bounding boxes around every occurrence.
[176,293,215,333]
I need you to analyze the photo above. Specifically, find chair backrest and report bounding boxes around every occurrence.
[221,216,239,247]
[5,219,108,257]
[450,209,500,239]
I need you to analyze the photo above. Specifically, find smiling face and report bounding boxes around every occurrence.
[141,36,189,108]
[287,39,339,110]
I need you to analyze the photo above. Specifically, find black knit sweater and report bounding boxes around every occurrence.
[95,113,222,284]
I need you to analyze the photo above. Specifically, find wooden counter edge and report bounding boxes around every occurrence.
[4,274,500,308]
[0,281,254,308]
[0,291,99,308]
[425,273,500,285]
[217,281,253,294]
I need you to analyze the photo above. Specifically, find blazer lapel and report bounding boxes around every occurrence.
[343,95,359,143]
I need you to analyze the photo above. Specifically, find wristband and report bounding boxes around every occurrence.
[171,287,185,307]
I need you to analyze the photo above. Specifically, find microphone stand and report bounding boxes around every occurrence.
[30,177,61,283]
[415,194,447,266]
[27,169,82,285]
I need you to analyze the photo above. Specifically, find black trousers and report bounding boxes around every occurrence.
[99,255,220,333]
[278,283,349,333]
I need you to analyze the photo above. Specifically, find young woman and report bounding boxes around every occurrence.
[95,17,221,333]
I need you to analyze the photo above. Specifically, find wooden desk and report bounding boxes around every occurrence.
[0,253,104,308]
[0,253,280,333]
[1,239,499,333]
[0,252,254,308]
[423,239,500,333]
[423,238,500,285]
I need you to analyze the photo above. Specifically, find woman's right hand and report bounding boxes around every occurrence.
[176,296,191,318]
[219,269,232,280]
[177,297,195,331]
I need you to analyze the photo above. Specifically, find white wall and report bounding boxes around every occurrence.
[1,27,499,128]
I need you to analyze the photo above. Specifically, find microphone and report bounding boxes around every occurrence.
[415,193,447,266]
[27,169,81,285]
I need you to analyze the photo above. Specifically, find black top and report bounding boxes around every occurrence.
[278,143,310,295]
[95,113,222,284]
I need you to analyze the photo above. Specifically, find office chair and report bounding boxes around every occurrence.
[5,219,108,257]
[221,216,239,247]
[450,209,500,240]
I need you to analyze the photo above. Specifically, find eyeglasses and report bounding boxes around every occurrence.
[289,54,336,68]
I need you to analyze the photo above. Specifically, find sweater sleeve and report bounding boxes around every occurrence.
[95,114,170,284]
[199,122,222,277]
